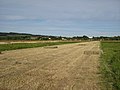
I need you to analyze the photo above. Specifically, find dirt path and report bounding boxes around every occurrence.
[0,41,101,90]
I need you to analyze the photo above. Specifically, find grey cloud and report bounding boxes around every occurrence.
[0,0,120,36]
[0,0,120,21]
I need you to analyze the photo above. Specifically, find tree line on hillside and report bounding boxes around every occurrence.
[92,36,120,41]
[0,32,120,41]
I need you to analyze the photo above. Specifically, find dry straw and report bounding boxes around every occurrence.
[84,51,100,55]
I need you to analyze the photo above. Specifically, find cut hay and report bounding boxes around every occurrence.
[100,50,104,54]
[14,61,22,65]
[84,50,100,55]
[6,42,11,44]
[44,46,58,49]
[78,44,86,46]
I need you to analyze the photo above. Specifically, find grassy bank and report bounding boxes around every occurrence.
[0,41,79,52]
[101,41,120,90]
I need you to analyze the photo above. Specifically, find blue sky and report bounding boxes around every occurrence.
[0,0,120,37]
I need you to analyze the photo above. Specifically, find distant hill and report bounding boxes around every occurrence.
[0,32,46,37]
[0,32,69,40]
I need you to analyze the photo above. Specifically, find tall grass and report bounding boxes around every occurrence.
[0,41,78,51]
[101,41,120,90]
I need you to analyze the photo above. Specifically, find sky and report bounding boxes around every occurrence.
[0,0,120,37]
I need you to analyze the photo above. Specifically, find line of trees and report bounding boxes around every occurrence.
[92,36,120,41]
[0,32,120,41]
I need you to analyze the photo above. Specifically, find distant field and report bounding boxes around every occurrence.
[101,41,120,90]
[0,40,64,44]
[0,41,79,51]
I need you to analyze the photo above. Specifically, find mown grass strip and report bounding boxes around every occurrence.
[0,41,79,52]
[100,41,120,90]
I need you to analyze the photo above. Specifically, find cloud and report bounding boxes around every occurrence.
[0,0,120,21]
[0,15,26,20]
[0,0,120,36]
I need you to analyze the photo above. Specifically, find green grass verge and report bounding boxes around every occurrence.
[101,41,120,90]
[0,41,79,52]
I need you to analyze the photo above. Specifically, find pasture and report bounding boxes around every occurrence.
[100,41,120,90]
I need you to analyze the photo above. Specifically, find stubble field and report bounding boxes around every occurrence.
[0,41,101,90]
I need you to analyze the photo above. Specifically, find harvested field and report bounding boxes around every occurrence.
[0,40,76,45]
[0,41,60,44]
[0,41,101,90]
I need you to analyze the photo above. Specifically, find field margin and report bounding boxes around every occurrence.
[100,41,120,90]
